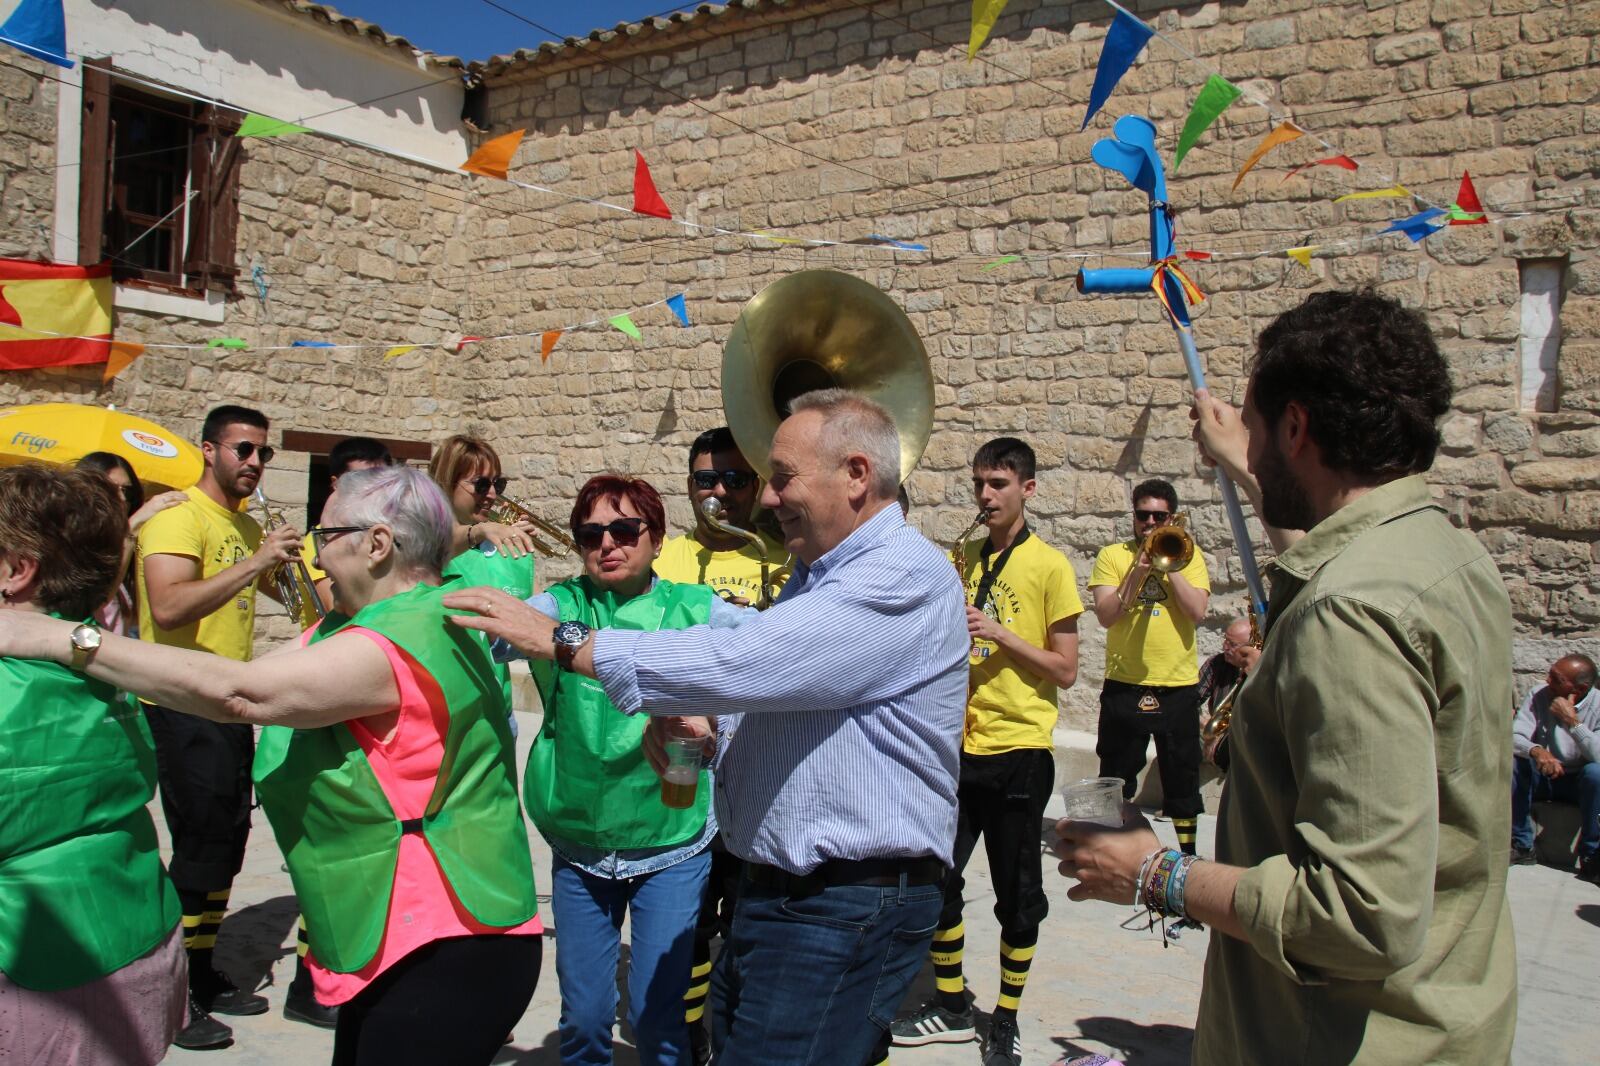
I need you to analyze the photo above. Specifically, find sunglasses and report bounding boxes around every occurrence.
[574,517,648,550]
[692,469,755,491]
[462,476,509,496]
[1134,509,1171,522]
[214,439,275,464]
[307,524,371,553]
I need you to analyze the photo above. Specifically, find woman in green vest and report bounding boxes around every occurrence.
[0,465,543,1066]
[0,464,185,1064]
[507,474,737,1066]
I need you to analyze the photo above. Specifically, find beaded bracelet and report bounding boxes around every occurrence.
[1137,848,1199,920]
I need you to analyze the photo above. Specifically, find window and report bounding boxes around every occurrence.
[1517,258,1566,412]
[280,431,434,526]
[77,59,240,295]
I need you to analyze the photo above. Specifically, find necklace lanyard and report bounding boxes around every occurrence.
[973,525,1030,615]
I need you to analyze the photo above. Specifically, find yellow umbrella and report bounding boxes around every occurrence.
[0,403,202,489]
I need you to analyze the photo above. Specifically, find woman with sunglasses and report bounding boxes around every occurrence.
[512,474,747,1066]
[75,452,187,636]
[0,466,544,1065]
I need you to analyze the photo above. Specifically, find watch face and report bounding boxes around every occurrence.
[553,621,591,647]
[71,625,102,651]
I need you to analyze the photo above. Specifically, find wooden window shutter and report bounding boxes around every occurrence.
[184,106,242,293]
[77,58,113,267]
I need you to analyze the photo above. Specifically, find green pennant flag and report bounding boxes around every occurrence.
[609,314,641,340]
[981,255,1021,271]
[206,337,248,349]
[1174,75,1242,170]
[237,113,312,139]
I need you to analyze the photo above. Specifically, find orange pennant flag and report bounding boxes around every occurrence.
[102,340,145,382]
[540,330,562,363]
[1287,246,1317,268]
[1232,122,1303,190]
[460,129,526,181]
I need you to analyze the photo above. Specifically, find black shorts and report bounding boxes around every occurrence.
[940,748,1055,937]
[144,705,255,893]
[1095,680,1204,820]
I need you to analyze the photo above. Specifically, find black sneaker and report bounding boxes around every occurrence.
[283,987,339,1029]
[1510,845,1538,866]
[1578,854,1600,884]
[689,1020,713,1065]
[890,1001,976,1046]
[196,968,269,1017]
[174,990,234,1051]
[981,1016,1022,1066]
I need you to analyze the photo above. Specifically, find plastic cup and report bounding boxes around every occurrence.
[660,729,706,810]
[1059,776,1126,826]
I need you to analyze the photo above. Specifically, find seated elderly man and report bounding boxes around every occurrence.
[1511,654,1600,880]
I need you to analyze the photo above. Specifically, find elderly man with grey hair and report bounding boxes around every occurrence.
[1511,653,1600,880]
[448,388,969,1066]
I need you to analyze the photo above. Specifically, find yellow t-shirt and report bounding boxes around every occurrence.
[655,530,790,605]
[1088,539,1211,686]
[962,533,1084,754]
[136,486,263,661]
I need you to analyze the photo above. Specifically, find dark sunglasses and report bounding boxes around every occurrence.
[308,524,371,553]
[692,469,755,491]
[462,476,509,496]
[574,517,648,550]
[1134,508,1171,522]
[215,439,274,464]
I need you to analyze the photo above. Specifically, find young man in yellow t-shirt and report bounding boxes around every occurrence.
[1088,478,1211,860]
[136,404,303,1049]
[889,438,1081,1066]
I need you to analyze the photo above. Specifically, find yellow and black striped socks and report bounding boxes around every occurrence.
[683,941,713,1029]
[994,931,1038,1021]
[931,921,966,1014]
[1173,817,1198,856]
[180,887,230,978]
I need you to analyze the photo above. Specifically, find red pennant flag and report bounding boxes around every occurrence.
[632,150,673,220]
[1281,155,1360,182]
[1449,171,1488,225]
[540,330,562,363]
[1183,250,1213,261]
[102,341,146,382]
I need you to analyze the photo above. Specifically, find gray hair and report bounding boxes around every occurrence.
[326,466,454,574]
[786,388,902,498]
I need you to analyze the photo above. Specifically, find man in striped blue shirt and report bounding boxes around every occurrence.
[448,389,968,1066]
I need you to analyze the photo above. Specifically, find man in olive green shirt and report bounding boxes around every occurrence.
[1056,289,1516,1065]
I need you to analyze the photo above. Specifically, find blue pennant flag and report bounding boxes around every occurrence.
[1,0,72,68]
[866,234,929,252]
[666,293,690,327]
[1083,10,1153,130]
[291,340,335,348]
[1382,208,1448,243]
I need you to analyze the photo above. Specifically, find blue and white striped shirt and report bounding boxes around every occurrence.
[593,505,969,875]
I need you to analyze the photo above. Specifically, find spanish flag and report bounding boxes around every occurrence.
[0,259,114,370]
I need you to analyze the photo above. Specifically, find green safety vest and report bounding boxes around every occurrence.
[445,544,536,713]
[527,577,713,850]
[0,654,180,990]
[253,580,537,973]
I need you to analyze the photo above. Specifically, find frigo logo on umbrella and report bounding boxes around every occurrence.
[120,428,179,458]
[8,431,56,454]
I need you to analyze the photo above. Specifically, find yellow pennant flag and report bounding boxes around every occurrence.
[1232,122,1303,190]
[968,0,1011,59]
[752,231,806,246]
[1334,184,1410,202]
[460,129,526,181]
[383,345,418,360]
[1287,246,1317,268]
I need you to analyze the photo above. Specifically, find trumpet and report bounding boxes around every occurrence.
[1202,615,1262,747]
[486,494,577,557]
[700,497,777,609]
[1118,513,1196,614]
[951,507,994,574]
[251,487,324,623]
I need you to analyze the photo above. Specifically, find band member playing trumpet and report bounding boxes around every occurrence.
[1088,478,1210,858]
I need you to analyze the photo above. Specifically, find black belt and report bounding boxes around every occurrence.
[743,857,946,897]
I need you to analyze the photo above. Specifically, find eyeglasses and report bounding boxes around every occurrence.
[692,469,755,491]
[1134,508,1171,522]
[462,476,509,497]
[574,517,648,550]
[307,525,371,553]
[214,439,275,464]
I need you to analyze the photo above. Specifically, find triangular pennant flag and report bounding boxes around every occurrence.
[1449,171,1488,225]
[236,113,312,138]
[206,337,248,350]
[968,0,1011,60]
[0,0,73,68]
[1082,10,1155,130]
[102,340,144,382]
[460,129,525,181]
[1287,246,1317,268]
[1174,75,1242,170]
[753,231,806,246]
[290,340,334,348]
[452,335,483,354]
[632,150,673,220]
[540,330,562,362]
[1382,208,1448,242]
[1335,184,1411,202]
[383,345,418,360]
[666,294,690,327]
[1282,155,1360,181]
[1232,122,1303,190]
[981,255,1020,271]
[1183,250,1213,261]
[866,235,929,251]
[609,314,641,340]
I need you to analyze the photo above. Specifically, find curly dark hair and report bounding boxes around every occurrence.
[1250,289,1452,479]
[0,463,126,619]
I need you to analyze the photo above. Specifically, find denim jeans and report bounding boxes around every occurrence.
[1511,756,1600,858]
[550,849,711,1066]
[710,876,943,1066]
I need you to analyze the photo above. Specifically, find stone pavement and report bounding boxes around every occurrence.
[174,713,1598,1065]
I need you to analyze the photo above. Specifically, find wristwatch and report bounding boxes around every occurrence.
[552,620,592,671]
[68,622,103,669]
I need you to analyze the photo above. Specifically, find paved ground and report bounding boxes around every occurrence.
[172,712,1599,1065]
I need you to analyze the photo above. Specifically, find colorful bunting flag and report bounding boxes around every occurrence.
[1334,184,1410,202]
[609,314,641,340]
[0,0,72,68]
[207,338,248,349]
[291,340,334,348]
[540,331,562,362]
[452,336,483,354]
[1183,251,1213,261]
[632,150,673,220]
[753,231,806,245]
[1174,75,1242,170]
[1449,171,1488,225]
[383,345,418,360]
[460,129,525,181]
[666,294,690,327]
[1282,155,1360,181]
[1286,246,1317,268]
[237,114,312,139]
[866,235,929,251]
[102,341,145,382]
[981,255,1020,271]
[1232,122,1303,190]
[968,0,1011,60]
[1082,10,1154,130]
[1382,208,1448,243]
[0,258,112,370]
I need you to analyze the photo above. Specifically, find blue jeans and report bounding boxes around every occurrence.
[551,849,711,1066]
[1511,756,1600,858]
[710,877,943,1066]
